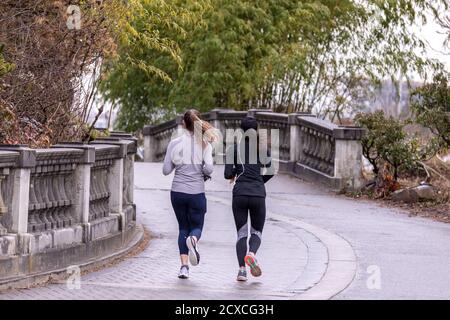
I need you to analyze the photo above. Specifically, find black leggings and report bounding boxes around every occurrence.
[171,191,207,255]
[232,196,266,267]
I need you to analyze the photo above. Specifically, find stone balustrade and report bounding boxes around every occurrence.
[143,109,365,190]
[0,134,140,285]
[292,116,365,189]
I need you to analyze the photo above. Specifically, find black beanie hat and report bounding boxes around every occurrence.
[240,116,258,132]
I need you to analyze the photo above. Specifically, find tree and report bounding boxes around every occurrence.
[0,0,116,146]
[0,44,16,144]
[257,0,447,115]
[411,72,450,149]
[0,0,187,146]
[432,1,450,48]
[105,0,448,132]
[99,0,208,132]
[354,111,385,175]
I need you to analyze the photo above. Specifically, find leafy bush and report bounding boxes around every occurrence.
[411,72,450,150]
[0,0,185,147]
[355,111,422,181]
[0,44,14,77]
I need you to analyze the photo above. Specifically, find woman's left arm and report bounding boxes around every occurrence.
[162,140,175,175]
[224,145,237,180]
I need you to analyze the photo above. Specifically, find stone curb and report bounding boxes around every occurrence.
[270,214,357,300]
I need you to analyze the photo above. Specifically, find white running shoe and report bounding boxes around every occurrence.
[178,265,189,279]
[186,236,200,266]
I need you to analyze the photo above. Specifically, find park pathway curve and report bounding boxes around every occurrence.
[2,163,450,299]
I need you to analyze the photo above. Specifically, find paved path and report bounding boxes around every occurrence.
[2,163,450,299]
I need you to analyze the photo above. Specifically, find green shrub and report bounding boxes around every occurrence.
[411,73,450,150]
[0,44,14,77]
[355,111,421,180]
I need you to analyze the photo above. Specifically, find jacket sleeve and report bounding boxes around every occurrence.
[224,145,237,179]
[262,172,274,183]
[162,141,175,176]
[261,149,274,183]
[202,143,214,175]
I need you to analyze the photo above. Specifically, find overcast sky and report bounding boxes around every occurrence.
[415,15,449,76]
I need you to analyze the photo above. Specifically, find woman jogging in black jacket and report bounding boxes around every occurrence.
[224,116,274,282]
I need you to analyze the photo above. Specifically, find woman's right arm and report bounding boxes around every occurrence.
[224,145,236,179]
[162,141,175,175]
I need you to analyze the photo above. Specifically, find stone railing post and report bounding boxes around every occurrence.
[289,114,301,163]
[332,127,366,190]
[110,148,126,231]
[0,146,36,234]
[76,147,96,225]
[108,133,137,207]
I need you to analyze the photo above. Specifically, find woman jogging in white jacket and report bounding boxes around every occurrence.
[163,109,215,279]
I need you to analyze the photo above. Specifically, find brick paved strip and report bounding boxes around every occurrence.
[51,280,295,297]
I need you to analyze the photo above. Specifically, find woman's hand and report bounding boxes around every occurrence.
[229,176,236,184]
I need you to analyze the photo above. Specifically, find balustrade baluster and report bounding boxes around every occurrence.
[93,169,100,200]
[37,210,48,232]
[28,209,38,232]
[41,171,51,209]
[0,174,7,215]
[53,169,62,206]
[102,199,108,217]
[29,177,38,209]
[34,172,44,210]
[0,174,7,235]
[47,169,57,208]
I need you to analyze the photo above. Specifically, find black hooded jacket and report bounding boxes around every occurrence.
[224,133,274,198]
